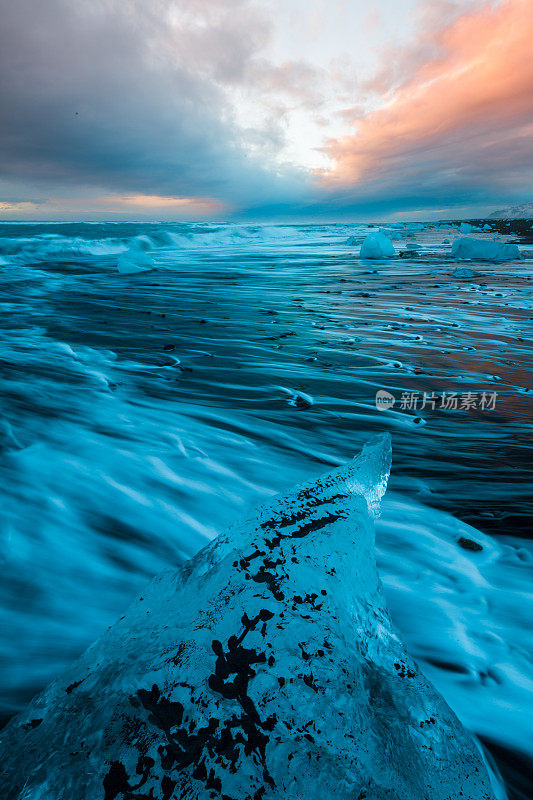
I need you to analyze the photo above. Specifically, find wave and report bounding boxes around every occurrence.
[0,222,362,266]
[0,234,129,260]
[1,218,531,797]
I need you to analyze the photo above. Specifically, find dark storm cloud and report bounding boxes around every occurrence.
[0,0,306,209]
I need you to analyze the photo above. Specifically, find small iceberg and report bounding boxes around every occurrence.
[459,222,481,234]
[0,436,498,799]
[453,266,481,279]
[451,237,521,261]
[378,227,408,241]
[117,249,154,274]
[360,231,395,259]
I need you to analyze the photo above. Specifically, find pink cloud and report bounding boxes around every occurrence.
[323,0,533,194]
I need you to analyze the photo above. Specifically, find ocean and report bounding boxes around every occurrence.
[0,220,531,797]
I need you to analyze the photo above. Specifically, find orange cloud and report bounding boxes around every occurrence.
[0,201,41,215]
[0,194,227,221]
[323,0,533,190]
[106,195,226,214]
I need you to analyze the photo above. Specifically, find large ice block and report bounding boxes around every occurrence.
[0,435,497,800]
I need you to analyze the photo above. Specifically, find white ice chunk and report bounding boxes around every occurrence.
[117,249,154,274]
[0,436,497,800]
[360,231,395,259]
[451,237,521,261]
[380,227,410,241]
[459,222,481,233]
[453,267,480,278]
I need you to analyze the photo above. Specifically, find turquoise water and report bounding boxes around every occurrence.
[0,221,532,796]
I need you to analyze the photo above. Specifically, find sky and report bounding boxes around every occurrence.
[0,0,531,221]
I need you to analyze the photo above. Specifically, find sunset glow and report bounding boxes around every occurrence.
[0,0,531,218]
[323,0,533,194]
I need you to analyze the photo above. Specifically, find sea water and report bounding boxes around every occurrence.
[0,220,531,797]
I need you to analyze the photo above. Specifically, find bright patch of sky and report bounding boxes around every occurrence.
[226,0,429,170]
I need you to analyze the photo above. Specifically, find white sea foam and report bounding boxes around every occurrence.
[0,438,502,799]
[1,220,531,796]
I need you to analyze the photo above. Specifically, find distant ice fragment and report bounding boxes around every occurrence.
[379,227,408,240]
[276,386,314,409]
[117,249,154,273]
[459,222,481,233]
[360,231,395,259]
[345,235,360,246]
[0,435,497,800]
[451,237,521,261]
[453,267,481,278]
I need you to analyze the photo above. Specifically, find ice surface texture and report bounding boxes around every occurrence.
[359,231,396,259]
[451,237,520,261]
[459,223,481,234]
[0,435,497,800]
[117,249,154,274]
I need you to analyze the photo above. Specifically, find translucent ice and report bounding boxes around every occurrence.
[459,223,481,234]
[378,227,408,241]
[453,266,481,278]
[360,231,395,259]
[117,249,154,274]
[0,436,498,800]
[451,237,520,261]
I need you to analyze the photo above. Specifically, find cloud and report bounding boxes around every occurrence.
[111,195,225,211]
[0,0,531,220]
[361,0,484,95]
[0,0,307,213]
[0,201,42,216]
[0,193,227,221]
[245,60,328,110]
[322,0,533,210]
